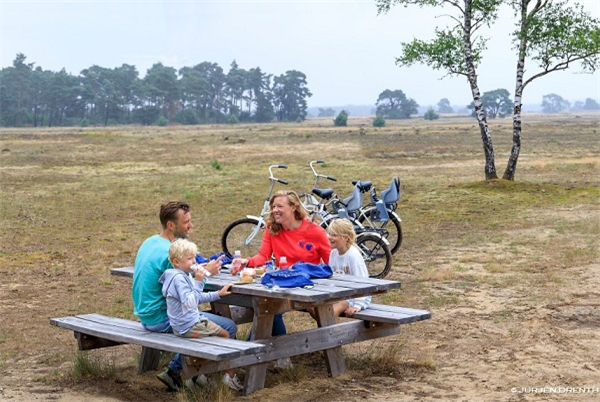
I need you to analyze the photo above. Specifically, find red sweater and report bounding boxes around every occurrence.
[247,219,331,268]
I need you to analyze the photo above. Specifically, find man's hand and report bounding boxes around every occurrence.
[218,283,233,297]
[205,254,224,275]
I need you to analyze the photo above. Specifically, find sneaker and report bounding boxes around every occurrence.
[223,373,243,391]
[184,374,208,391]
[157,367,183,391]
[274,357,293,370]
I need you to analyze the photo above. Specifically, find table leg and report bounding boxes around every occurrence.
[243,299,274,395]
[315,304,346,377]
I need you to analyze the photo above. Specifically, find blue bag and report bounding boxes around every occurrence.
[261,270,314,288]
[291,262,333,279]
[196,252,233,265]
[210,252,232,265]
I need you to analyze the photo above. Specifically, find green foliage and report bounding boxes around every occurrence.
[437,98,454,113]
[318,107,336,117]
[79,118,90,127]
[541,94,570,113]
[423,108,439,120]
[333,110,348,126]
[0,54,307,127]
[175,109,200,125]
[272,70,312,122]
[211,160,221,170]
[523,0,600,74]
[467,89,512,119]
[372,115,386,127]
[397,26,486,75]
[157,116,169,126]
[375,89,418,119]
[228,114,239,124]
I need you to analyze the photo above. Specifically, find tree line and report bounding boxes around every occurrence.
[0,54,312,127]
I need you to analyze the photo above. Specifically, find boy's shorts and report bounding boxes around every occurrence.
[176,317,221,338]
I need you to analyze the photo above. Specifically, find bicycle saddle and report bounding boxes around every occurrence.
[351,180,372,193]
[312,188,335,200]
[381,177,400,204]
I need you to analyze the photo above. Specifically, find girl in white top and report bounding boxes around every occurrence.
[326,219,372,317]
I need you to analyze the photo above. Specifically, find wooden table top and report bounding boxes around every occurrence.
[111,266,400,303]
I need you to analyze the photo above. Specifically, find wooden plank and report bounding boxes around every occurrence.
[185,319,402,375]
[111,267,401,303]
[110,267,134,277]
[350,304,431,324]
[315,304,346,377]
[243,296,273,395]
[320,275,401,291]
[139,346,161,373]
[50,315,265,360]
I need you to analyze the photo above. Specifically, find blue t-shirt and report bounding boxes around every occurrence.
[132,234,172,325]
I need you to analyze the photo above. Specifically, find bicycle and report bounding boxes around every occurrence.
[221,164,288,257]
[299,160,393,278]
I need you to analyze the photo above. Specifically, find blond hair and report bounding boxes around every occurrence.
[266,190,308,235]
[168,238,198,264]
[327,219,355,246]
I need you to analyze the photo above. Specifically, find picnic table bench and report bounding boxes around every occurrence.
[52,266,431,395]
[50,313,266,375]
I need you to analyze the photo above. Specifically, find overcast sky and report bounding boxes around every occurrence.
[1,0,598,108]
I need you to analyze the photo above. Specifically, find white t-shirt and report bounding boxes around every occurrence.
[329,245,371,311]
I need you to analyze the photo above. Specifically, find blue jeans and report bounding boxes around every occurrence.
[142,313,238,375]
[247,313,286,340]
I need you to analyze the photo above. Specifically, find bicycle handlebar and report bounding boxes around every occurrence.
[309,160,337,182]
[268,164,288,185]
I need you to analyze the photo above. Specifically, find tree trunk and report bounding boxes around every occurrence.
[504,2,530,181]
[463,1,497,180]
[504,57,525,181]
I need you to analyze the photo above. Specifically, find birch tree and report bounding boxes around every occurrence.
[376,0,600,180]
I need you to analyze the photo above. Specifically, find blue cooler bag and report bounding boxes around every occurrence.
[291,262,333,279]
[261,270,314,288]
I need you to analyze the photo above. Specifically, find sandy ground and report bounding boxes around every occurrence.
[1,261,599,402]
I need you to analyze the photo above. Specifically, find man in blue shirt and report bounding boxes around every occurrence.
[132,201,235,390]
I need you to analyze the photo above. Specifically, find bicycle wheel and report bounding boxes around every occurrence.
[358,206,403,255]
[355,232,392,279]
[221,218,264,257]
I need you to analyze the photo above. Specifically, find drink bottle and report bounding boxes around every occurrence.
[231,250,242,275]
[278,256,289,270]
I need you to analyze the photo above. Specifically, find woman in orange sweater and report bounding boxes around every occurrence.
[240,190,331,338]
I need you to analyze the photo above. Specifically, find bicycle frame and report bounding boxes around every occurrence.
[241,164,288,246]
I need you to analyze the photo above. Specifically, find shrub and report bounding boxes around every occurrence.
[228,114,239,124]
[175,109,199,125]
[373,115,386,127]
[424,108,440,120]
[333,110,348,127]
[157,116,169,126]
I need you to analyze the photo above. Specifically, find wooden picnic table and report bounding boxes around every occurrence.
[111,267,429,394]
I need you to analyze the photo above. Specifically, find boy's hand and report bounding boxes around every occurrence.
[205,254,224,275]
[194,267,206,282]
[344,307,360,317]
[218,283,233,297]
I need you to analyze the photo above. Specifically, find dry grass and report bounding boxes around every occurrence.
[0,113,599,402]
